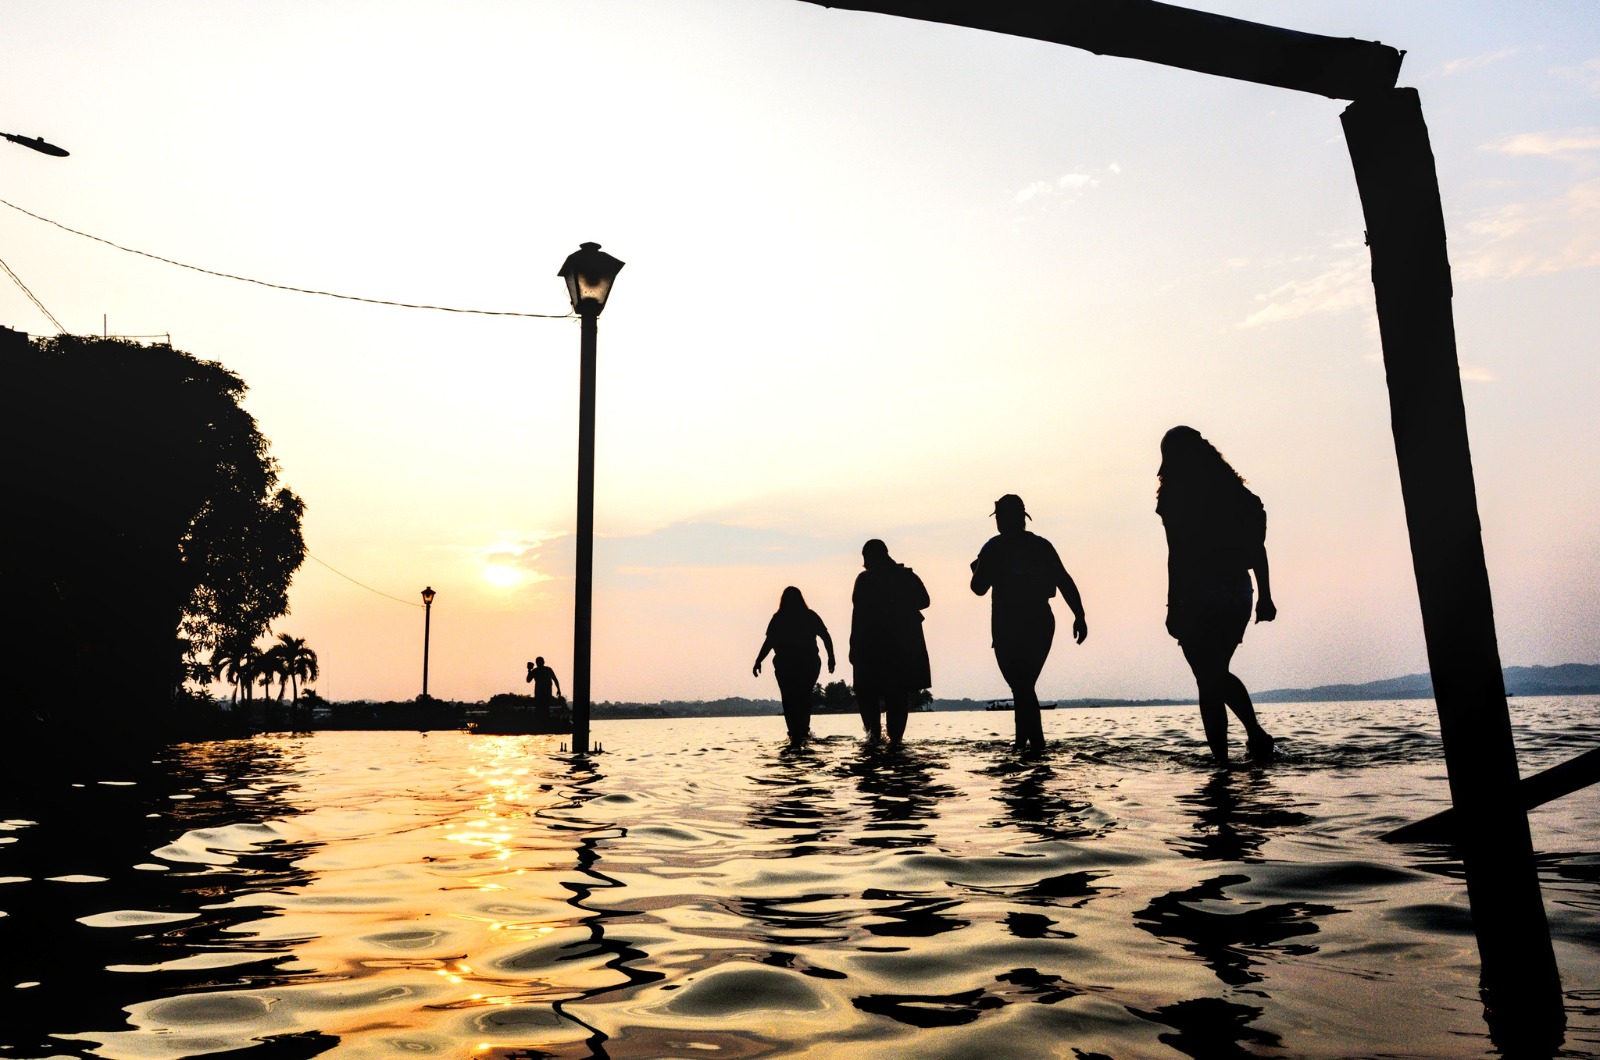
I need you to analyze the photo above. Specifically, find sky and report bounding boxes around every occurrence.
[3,1,1596,704]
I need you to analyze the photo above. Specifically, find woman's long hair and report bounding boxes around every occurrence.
[777,585,807,614]
[1156,425,1246,516]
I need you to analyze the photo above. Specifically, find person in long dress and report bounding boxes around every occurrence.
[1157,426,1277,763]
[753,586,835,745]
[971,494,1087,754]
[849,539,930,746]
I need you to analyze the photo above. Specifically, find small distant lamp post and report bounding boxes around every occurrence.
[420,586,436,700]
[558,241,625,755]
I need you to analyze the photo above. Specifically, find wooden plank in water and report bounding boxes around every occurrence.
[1383,746,1600,843]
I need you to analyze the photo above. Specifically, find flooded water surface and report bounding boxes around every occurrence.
[1,699,1596,1058]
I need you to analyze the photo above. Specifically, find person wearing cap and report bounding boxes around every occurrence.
[850,539,931,745]
[970,494,1088,754]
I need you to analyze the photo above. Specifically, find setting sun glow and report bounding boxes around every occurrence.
[481,565,522,590]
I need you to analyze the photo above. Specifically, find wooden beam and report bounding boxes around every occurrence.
[800,0,1402,100]
[1383,746,1600,843]
[1342,87,1564,1055]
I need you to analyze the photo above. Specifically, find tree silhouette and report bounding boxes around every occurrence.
[4,335,305,726]
[271,634,319,704]
[210,641,263,705]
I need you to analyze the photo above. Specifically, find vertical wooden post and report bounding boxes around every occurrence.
[1341,88,1564,1051]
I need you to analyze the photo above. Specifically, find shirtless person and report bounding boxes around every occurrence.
[525,656,562,719]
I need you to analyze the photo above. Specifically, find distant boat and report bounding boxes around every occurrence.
[985,700,1056,711]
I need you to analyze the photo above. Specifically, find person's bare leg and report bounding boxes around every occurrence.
[1222,672,1274,757]
[999,643,1049,755]
[781,684,810,744]
[859,692,883,743]
[1183,642,1231,763]
[1014,687,1045,755]
[886,690,908,745]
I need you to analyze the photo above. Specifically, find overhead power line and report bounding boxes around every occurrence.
[0,197,574,319]
[308,553,425,608]
[0,254,64,332]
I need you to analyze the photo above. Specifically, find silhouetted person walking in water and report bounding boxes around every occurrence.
[1157,426,1277,764]
[753,586,836,745]
[850,539,930,746]
[525,656,562,719]
[971,494,1088,754]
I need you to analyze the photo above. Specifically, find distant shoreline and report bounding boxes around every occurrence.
[108,663,1593,739]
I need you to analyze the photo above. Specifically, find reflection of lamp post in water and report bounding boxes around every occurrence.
[558,242,625,755]
[420,586,436,699]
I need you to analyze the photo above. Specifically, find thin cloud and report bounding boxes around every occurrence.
[465,531,564,579]
[1555,58,1600,95]
[1013,163,1120,205]
[1241,179,1600,327]
[1484,128,1600,162]
[1237,248,1370,329]
[1459,364,1497,383]
[1440,49,1521,77]
[1454,179,1600,280]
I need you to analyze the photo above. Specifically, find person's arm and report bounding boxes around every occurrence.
[849,575,863,666]
[970,547,991,596]
[553,671,562,697]
[1249,495,1275,623]
[1051,547,1088,644]
[907,568,930,611]
[1253,551,1276,622]
[753,635,774,677]
[816,615,836,673]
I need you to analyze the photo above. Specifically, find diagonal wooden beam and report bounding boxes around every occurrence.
[1383,746,1600,843]
[801,0,1402,100]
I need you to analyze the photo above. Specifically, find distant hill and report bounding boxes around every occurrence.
[1254,663,1600,703]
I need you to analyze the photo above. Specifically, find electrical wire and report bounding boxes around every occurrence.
[308,553,425,607]
[0,254,64,333]
[0,197,575,319]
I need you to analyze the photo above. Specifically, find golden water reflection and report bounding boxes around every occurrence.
[0,703,1595,1058]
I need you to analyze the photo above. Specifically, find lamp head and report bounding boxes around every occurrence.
[558,242,625,317]
[2,132,69,157]
[421,586,436,605]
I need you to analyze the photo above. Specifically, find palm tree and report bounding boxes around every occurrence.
[211,641,262,705]
[271,633,319,704]
[257,657,277,701]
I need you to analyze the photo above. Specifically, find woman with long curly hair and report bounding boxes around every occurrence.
[1157,426,1277,763]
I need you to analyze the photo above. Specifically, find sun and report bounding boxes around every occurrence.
[481,564,522,589]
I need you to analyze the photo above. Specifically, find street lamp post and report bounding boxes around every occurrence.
[558,242,625,755]
[420,586,436,699]
[2,132,70,157]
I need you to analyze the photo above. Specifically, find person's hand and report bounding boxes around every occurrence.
[1256,597,1277,623]
[827,656,836,674]
[1072,615,1088,644]
[752,661,762,677]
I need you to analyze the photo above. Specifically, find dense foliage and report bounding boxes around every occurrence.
[3,333,305,722]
